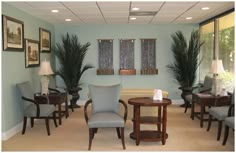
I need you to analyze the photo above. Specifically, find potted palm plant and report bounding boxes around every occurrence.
[54,33,93,110]
[167,30,204,106]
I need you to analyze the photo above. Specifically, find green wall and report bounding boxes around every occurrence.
[1,3,55,132]
[54,24,198,100]
[2,2,199,134]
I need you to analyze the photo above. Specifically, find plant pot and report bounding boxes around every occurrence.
[68,87,82,111]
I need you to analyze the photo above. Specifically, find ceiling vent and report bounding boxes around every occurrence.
[130,11,157,16]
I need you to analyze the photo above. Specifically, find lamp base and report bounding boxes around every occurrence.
[40,76,49,95]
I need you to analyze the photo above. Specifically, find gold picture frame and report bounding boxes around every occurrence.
[2,15,24,51]
[39,28,51,53]
[25,39,40,68]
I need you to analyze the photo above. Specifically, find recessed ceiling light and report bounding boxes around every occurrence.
[186,17,192,20]
[201,7,210,10]
[51,10,59,13]
[130,17,136,20]
[65,19,71,22]
[132,7,140,11]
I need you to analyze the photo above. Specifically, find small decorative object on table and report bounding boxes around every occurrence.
[153,89,163,101]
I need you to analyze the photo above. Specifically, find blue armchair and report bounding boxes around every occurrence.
[16,81,57,136]
[84,84,127,150]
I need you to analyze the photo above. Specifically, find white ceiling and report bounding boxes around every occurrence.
[5,1,234,25]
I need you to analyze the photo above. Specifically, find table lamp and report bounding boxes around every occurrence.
[210,59,225,96]
[38,59,54,95]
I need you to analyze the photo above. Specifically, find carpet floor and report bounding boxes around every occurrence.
[2,104,234,151]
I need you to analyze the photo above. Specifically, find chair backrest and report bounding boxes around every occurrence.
[16,81,34,110]
[199,76,213,92]
[88,84,120,114]
[231,89,235,104]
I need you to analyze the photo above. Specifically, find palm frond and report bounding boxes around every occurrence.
[54,33,94,89]
[167,30,204,87]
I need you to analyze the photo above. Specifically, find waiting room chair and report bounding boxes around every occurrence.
[206,94,232,140]
[16,81,58,136]
[184,76,213,113]
[222,103,234,145]
[84,84,127,150]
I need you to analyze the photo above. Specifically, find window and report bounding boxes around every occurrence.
[218,12,234,91]
[199,22,214,80]
[200,11,234,91]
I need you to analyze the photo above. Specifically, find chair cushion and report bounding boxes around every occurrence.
[209,106,229,120]
[89,84,120,114]
[185,95,192,103]
[88,112,124,128]
[224,117,234,129]
[25,104,56,117]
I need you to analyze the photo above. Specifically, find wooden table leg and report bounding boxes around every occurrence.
[200,104,204,128]
[162,105,167,145]
[158,106,161,132]
[65,95,69,118]
[191,98,195,120]
[134,106,140,146]
[58,104,62,125]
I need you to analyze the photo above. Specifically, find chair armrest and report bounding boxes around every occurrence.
[84,99,92,123]
[199,88,212,93]
[119,99,128,123]
[48,88,60,93]
[228,104,234,117]
[22,96,40,117]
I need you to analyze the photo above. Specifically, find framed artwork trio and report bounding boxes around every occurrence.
[2,15,51,68]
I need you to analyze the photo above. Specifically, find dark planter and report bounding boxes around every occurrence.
[178,86,193,107]
[68,87,82,111]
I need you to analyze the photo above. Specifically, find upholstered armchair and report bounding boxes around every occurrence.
[16,81,58,136]
[184,76,213,113]
[222,102,234,145]
[207,95,232,140]
[84,84,127,150]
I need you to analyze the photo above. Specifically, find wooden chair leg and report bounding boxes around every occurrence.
[88,128,93,150]
[116,127,121,138]
[217,121,222,140]
[121,127,126,149]
[45,118,50,136]
[184,101,188,113]
[53,112,58,127]
[31,118,34,128]
[207,115,212,131]
[22,117,27,135]
[222,126,229,145]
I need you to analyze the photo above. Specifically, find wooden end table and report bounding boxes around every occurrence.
[191,93,231,128]
[128,97,171,146]
[34,93,68,125]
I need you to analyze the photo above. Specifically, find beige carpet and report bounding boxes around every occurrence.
[2,105,234,151]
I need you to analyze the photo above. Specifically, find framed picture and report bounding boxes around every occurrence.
[39,28,51,53]
[2,15,24,51]
[25,39,40,68]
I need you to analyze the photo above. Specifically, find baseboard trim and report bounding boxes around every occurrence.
[171,99,184,105]
[2,118,32,141]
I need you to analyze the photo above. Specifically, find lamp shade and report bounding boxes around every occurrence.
[38,60,54,75]
[210,59,225,74]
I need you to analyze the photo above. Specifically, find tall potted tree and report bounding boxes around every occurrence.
[54,33,93,110]
[167,30,204,106]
